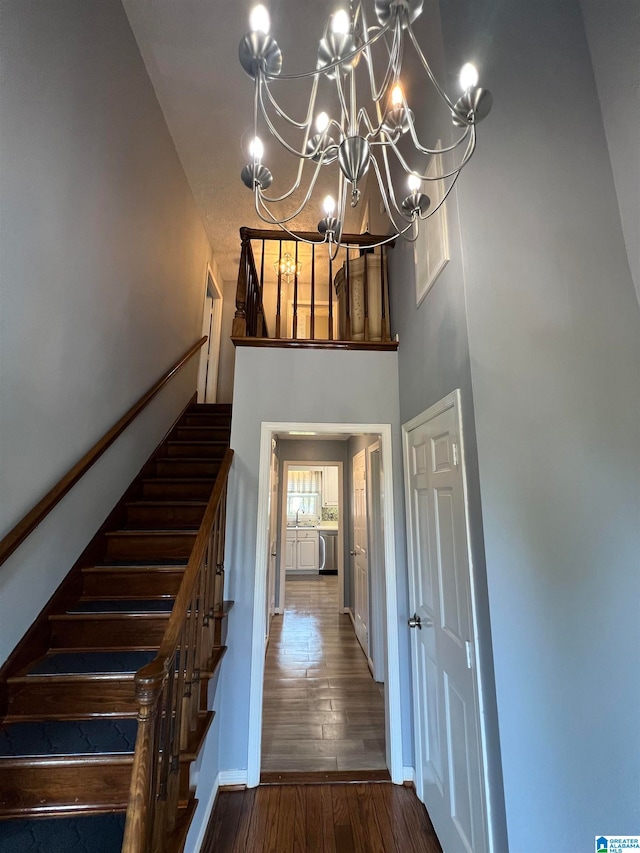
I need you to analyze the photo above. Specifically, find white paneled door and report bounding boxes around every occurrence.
[403,393,488,853]
[352,449,370,657]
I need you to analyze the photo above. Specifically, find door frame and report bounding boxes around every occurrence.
[278,460,344,615]
[366,440,386,683]
[247,421,403,787]
[351,449,371,665]
[402,390,494,852]
[197,263,223,403]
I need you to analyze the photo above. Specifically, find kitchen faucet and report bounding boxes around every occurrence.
[295,508,303,526]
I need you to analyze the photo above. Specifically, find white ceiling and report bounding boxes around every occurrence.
[122,0,368,283]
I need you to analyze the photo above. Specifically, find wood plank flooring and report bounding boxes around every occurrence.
[203,783,443,853]
[262,577,386,774]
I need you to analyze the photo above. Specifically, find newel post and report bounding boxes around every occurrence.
[122,661,165,853]
[232,228,250,338]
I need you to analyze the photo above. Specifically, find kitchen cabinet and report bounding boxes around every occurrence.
[322,466,339,507]
[285,528,319,572]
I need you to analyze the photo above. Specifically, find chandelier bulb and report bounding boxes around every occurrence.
[331,9,350,35]
[391,84,404,108]
[249,4,271,34]
[315,112,330,133]
[459,62,479,91]
[323,195,336,217]
[407,173,421,192]
[249,136,264,161]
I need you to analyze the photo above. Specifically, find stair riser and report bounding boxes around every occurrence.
[125,505,206,528]
[180,413,231,427]
[0,762,191,818]
[173,427,230,442]
[5,681,137,721]
[165,443,227,459]
[50,618,168,650]
[141,480,215,500]
[154,459,221,478]
[105,533,196,560]
[82,570,184,599]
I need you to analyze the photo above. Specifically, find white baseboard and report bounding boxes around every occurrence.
[403,766,415,784]
[188,771,220,853]
[219,769,248,787]
[343,607,350,614]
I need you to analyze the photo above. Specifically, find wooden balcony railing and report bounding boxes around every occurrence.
[121,448,233,853]
[232,228,397,350]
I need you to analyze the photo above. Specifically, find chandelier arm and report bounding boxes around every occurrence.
[262,17,394,82]
[370,153,413,231]
[258,83,322,162]
[416,167,463,223]
[362,13,403,105]
[357,8,398,104]
[335,75,351,132]
[377,140,409,219]
[357,107,379,139]
[257,153,326,211]
[254,197,328,245]
[260,73,320,130]
[406,22,456,111]
[404,113,472,156]
[387,123,477,182]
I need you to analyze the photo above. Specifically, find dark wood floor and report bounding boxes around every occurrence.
[262,576,386,774]
[202,782,442,853]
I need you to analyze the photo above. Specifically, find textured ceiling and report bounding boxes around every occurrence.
[122,0,371,283]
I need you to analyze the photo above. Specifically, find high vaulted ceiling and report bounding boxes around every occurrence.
[122,0,369,284]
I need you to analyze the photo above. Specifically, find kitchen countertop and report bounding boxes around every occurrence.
[286,522,339,531]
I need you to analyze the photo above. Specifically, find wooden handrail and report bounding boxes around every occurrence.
[155,449,232,660]
[240,226,396,247]
[122,448,234,852]
[0,337,208,568]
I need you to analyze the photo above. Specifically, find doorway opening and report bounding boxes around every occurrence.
[197,264,223,403]
[247,422,403,786]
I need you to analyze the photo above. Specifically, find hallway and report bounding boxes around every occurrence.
[261,576,386,774]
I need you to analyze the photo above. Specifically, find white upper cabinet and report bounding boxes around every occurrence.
[322,466,339,507]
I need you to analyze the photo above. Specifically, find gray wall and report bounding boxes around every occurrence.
[0,0,212,662]
[389,0,640,849]
[579,0,640,303]
[387,0,507,846]
[218,346,413,779]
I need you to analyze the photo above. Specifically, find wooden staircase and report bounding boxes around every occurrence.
[0,403,232,852]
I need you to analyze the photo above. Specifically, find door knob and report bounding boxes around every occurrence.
[408,613,433,629]
[271,552,277,557]
[350,550,356,556]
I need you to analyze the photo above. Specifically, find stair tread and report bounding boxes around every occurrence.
[67,599,174,614]
[0,812,126,852]
[126,500,208,507]
[142,477,217,483]
[104,529,198,536]
[50,612,170,622]
[23,651,156,676]
[155,457,223,462]
[92,559,189,568]
[167,440,228,445]
[0,719,138,758]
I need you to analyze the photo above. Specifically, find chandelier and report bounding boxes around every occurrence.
[239,0,492,255]
[274,251,302,283]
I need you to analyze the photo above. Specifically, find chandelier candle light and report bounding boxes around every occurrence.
[239,0,492,255]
